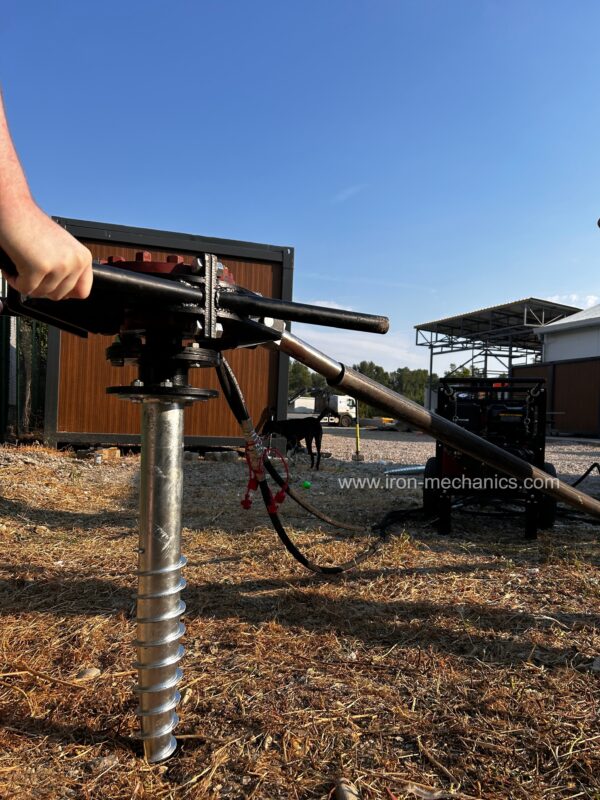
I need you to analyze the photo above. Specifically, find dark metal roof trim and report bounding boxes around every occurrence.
[416,297,580,331]
[53,217,294,266]
[415,297,581,350]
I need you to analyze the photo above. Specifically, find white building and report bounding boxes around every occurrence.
[538,304,600,362]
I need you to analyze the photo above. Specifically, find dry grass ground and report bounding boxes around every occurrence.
[0,443,598,799]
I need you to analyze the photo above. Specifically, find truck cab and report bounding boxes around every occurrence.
[287,392,356,427]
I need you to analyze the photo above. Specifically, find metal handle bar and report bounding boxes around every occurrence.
[218,290,389,333]
[0,250,389,335]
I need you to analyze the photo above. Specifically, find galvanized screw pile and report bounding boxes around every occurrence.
[134,399,187,762]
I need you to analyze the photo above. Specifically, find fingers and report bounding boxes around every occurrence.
[63,263,93,300]
[27,262,69,298]
[43,244,93,300]
[7,245,93,301]
[0,206,93,301]
[46,261,93,301]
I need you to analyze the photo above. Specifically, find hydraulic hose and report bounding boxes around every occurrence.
[258,479,390,575]
[571,463,600,488]
[215,357,391,574]
[263,458,363,532]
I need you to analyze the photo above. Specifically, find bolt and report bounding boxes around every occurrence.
[132,379,144,387]
[216,261,224,277]
[160,379,173,388]
[215,323,224,339]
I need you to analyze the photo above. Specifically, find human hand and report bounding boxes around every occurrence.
[0,200,93,300]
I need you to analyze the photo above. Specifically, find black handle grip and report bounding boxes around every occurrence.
[91,263,202,304]
[0,253,203,305]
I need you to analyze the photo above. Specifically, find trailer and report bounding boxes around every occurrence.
[315,393,356,427]
[423,377,557,538]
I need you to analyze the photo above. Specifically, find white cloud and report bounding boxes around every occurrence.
[331,184,365,204]
[545,292,599,309]
[290,323,426,371]
[306,299,354,311]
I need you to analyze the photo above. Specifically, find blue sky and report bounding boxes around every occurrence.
[2,1,599,371]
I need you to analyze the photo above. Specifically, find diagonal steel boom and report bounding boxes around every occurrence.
[272,330,600,521]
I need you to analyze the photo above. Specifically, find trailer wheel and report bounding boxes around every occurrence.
[423,457,440,515]
[538,462,557,529]
[339,414,353,428]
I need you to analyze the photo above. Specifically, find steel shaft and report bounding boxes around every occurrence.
[135,398,186,762]
[276,331,600,521]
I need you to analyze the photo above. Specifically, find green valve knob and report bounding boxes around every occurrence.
[302,480,312,489]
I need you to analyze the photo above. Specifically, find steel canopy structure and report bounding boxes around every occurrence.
[415,297,581,389]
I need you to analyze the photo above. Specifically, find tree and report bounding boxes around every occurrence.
[291,357,440,419]
[352,360,390,385]
[288,360,311,398]
[310,371,327,391]
[389,367,438,405]
[16,318,47,435]
[445,363,472,378]
[351,361,440,417]
[287,360,327,399]
[352,361,391,417]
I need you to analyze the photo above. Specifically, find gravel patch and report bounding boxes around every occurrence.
[318,431,600,493]
[321,430,435,465]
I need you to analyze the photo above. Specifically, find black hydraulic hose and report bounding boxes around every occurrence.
[544,462,600,525]
[571,463,600,488]
[215,354,405,535]
[215,355,249,422]
[258,479,389,575]
[262,457,362,532]
[215,356,393,574]
[216,354,360,529]
[377,506,439,535]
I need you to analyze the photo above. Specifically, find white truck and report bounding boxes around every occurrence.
[288,393,356,427]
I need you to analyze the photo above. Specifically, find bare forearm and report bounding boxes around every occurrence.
[0,92,34,228]
[0,91,92,299]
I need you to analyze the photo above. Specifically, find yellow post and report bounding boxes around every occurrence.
[351,399,364,462]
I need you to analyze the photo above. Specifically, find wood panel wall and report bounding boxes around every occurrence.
[513,361,600,435]
[552,361,600,435]
[55,243,282,439]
